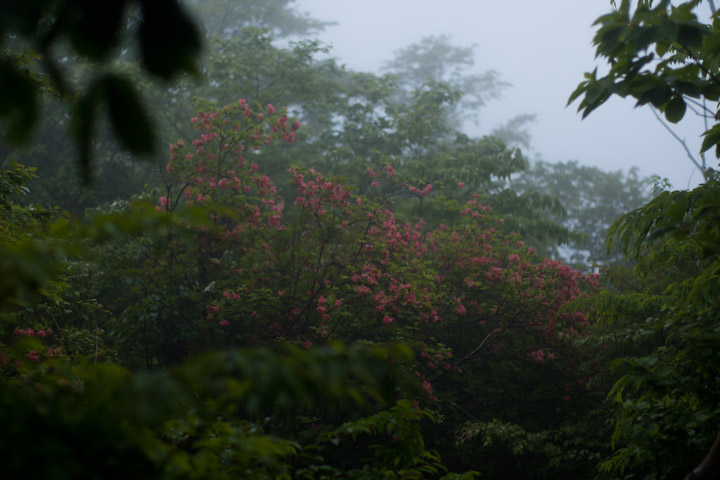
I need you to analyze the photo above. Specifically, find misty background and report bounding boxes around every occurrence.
[297,0,713,189]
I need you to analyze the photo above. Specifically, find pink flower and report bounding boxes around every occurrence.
[27,350,40,362]
[371,181,379,188]
[367,168,376,178]
[14,328,34,337]
[527,350,546,363]
[456,304,466,315]
[47,348,63,358]
[386,165,395,176]
[422,380,437,400]
[457,181,464,189]
[382,315,394,325]
[219,320,229,326]
[509,254,520,263]
[36,329,48,338]
[267,104,276,115]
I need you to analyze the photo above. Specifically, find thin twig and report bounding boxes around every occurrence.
[649,107,708,179]
[430,331,495,382]
[448,400,478,422]
[702,98,709,171]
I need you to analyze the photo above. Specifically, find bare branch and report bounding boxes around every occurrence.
[650,107,708,180]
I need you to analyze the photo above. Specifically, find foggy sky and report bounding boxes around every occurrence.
[296,0,713,189]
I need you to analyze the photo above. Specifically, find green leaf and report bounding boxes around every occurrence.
[101,74,155,154]
[677,24,704,50]
[71,86,99,184]
[138,0,202,79]
[700,124,720,155]
[700,83,720,101]
[636,85,673,108]
[67,0,128,60]
[673,80,701,98]
[664,96,686,123]
[0,60,37,144]
[599,24,627,46]
[631,26,661,52]
[658,18,680,44]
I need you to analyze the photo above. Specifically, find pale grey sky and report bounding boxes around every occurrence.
[296,0,713,189]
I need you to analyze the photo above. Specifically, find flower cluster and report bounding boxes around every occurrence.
[149,101,599,407]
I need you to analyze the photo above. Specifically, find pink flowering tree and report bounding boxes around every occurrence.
[146,98,598,385]
[61,100,604,476]
[189,151,600,476]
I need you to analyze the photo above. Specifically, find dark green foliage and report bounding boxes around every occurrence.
[0,343,431,479]
[569,2,720,476]
[0,0,202,169]
[0,58,38,144]
[581,178,720,478]
[0,163,66,307]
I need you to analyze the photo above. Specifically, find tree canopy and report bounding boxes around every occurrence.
[3,1,718,479]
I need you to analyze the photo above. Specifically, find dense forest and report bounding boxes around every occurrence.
[1,1,719,478]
